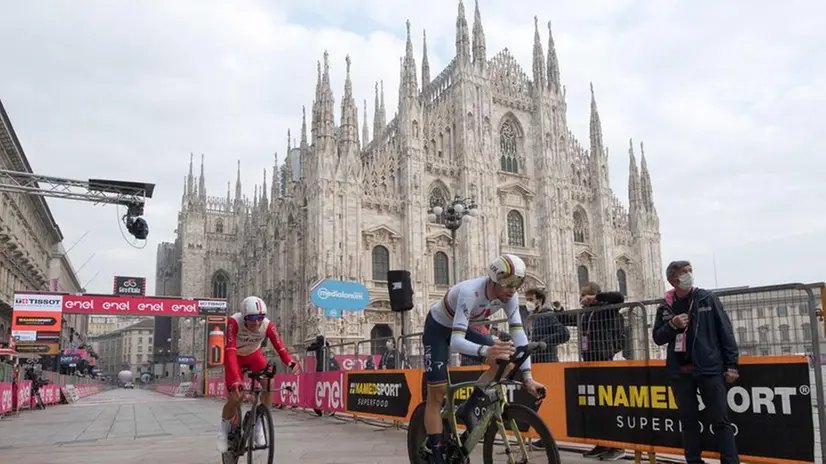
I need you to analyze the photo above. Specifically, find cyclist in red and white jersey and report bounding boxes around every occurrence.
[216,296,301,453]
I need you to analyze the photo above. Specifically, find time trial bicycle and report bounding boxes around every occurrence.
[222,363,292,464]
[407,340,561,463]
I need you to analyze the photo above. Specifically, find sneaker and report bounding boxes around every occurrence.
[599,448,625,461]
[583,446,610,459]
[254,419,266,447]
[216,419,231,453]
[531,439,545,449]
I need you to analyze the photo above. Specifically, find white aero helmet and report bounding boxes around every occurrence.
[487,254,527,288]
[241,296,267,319]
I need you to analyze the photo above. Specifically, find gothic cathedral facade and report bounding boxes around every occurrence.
[157,1,664,357]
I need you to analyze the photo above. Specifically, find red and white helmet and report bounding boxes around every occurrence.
[241,296,267,318]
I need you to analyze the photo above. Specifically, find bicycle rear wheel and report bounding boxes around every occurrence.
[482,403,560,464]
[246,404,275,464]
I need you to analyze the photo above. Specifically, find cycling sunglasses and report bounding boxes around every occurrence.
[244,314,266,322]
[500,275,525,289]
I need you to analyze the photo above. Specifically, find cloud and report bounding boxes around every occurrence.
[0,0,822,298]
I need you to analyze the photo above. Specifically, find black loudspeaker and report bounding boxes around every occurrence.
[387,270,414,312]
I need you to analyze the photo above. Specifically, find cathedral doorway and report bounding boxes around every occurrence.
[369,324,393,355]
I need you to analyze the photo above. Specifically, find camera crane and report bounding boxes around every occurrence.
[0,168,155,242]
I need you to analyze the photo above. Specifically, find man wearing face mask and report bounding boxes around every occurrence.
[653,260,740,464]
[524,288,570,363]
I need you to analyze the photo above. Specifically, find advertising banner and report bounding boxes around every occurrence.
[560,357,814,463]
[60,293,227,317]
[344,370,420,420]
[273,374,302,407]
[12,292,63,354]
[310,371,346,413]
[0,382,13,414]
[113,276,146,296]
[310,279,370,311]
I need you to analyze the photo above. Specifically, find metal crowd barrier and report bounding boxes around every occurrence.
[191,282,824,463]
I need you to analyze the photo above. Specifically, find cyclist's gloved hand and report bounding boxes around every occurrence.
[484,340,515,366]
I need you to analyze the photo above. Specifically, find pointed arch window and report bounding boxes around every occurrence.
[573,209,588,243]
[372,245,390,281]
[499,120,519,173]
[428,187,448,225]
[215,219,224,234]
[507,210,525,247]
[433,252,449,286]
[577,265,589,289]
[617,269,628,296]
[211,272,229,299]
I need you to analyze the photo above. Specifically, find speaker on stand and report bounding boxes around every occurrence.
[387,270,414,369]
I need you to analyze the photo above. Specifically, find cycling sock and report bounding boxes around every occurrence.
[428,434,445,464]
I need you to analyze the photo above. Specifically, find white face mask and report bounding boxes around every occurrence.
[678,272,694,290]
[525,301,536,312]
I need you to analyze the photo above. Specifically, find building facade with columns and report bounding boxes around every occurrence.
[0,99,88,353]
[158,2,665,356]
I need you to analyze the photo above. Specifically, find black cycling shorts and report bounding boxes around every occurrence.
[421,312,494,386]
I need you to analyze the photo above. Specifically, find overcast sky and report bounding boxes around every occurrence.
[0,0,823,297]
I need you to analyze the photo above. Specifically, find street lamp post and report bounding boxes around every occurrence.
[427,194,479,284]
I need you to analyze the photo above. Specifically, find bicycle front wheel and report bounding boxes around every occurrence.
[482,403,560,464]
[246,404,275,464]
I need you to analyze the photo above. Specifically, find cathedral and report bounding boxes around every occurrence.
[156,1,664,359]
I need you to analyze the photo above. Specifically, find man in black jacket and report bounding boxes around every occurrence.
[524,288,570,363]
[653,260,740,464]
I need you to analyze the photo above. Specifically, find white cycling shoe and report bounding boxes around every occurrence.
[254,420,266,447]
[216,420,231,453]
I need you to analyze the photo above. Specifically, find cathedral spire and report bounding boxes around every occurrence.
[198,153,206,201]
[547,21,561,93]
[400,20,418,103]
[362,99,369,145]
[181,175,187,208]
[455,0,470,64]
[300,106,308,148]
[187,152,194,197]
[421,30,431,86]
[373,81,386,139]
[234,160,242,212]
[639,141,656,214]
[471,0,486,67]
[311,60,321,141]
[320,51,335,140]
[339,55,358,145]
[589,82,604,158]
[253,185,258,212]
[260,168,268,211]
[270,152,280,206]
[532,17,546,90]
[628,139,641,232]
[225,181,230,211]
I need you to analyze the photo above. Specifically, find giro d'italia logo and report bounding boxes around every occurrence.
[578,384,596,406]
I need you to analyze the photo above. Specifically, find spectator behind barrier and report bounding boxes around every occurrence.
[557,282,626,461]
[523,288,570,363]
[653,260,740,464]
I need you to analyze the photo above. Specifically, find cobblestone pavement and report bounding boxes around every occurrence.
[0,387,604,463]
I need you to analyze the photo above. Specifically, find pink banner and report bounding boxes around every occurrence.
[38,384,61,405]
[308,371,346,413]
[273,374,303,407]
[16,381,32,410]
[0,382,13,414]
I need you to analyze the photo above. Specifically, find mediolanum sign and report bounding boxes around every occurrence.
[113,276,146,296]
[309,279,370,311]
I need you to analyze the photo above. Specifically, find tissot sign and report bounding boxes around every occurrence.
[113,276,146,296]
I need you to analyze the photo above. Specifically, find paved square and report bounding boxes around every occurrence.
[0,387,603,463]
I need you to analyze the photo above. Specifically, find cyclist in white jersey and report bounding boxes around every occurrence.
[421,254,546,464]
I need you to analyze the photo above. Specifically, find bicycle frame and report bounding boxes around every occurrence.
[434,341,543,460]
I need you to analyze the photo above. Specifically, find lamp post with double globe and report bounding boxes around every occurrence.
[427,194,479,284]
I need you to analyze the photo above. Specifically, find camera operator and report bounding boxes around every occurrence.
[24,359,49,410]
